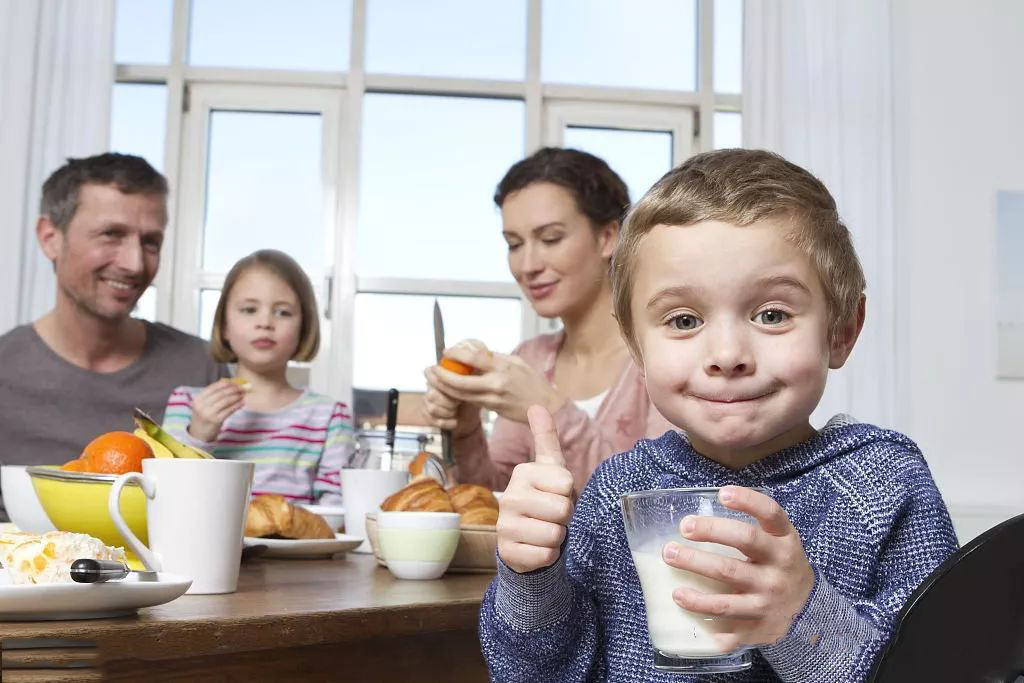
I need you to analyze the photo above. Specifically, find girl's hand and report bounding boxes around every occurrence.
[424,339,567,426]
[497,406,575,573]
[188,379,246,442]
[661,486,815,652]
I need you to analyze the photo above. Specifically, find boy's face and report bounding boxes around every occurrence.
[630,218,856,468]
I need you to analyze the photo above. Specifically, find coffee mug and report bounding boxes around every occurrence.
[108,459,254,594]
[340,469,408,553]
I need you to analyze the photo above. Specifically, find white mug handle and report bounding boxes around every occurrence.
[108,472,162,572]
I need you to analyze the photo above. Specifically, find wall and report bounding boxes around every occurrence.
[892,0,1023,535]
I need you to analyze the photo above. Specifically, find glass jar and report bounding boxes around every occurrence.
[351,430,430,473]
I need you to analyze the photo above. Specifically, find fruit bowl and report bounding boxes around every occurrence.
[25,466,148,568]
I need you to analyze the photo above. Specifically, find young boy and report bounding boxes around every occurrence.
[479,149,958,681]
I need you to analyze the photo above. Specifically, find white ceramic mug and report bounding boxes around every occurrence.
[108,459,254,594]
[340,469,408,553]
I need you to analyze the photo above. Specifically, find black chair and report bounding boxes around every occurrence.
[869,513,1024,683]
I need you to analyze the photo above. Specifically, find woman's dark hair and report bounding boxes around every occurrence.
[493,147,630,227]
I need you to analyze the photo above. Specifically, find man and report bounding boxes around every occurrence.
[0,153,227,517]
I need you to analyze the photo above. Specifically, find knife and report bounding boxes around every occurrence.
[433,299,455,468]
[70,558,158,583]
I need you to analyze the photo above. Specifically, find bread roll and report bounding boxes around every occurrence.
[245,494,334,539]
[380,478,454,513]
[448,483,499,526]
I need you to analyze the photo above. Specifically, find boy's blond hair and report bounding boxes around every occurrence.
[612,149,866,354]
[210,249,320,363]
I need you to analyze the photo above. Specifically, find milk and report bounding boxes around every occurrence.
[631,544,744,657]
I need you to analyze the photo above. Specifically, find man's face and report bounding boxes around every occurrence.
[630,218,843,467]
[40,183,166,322]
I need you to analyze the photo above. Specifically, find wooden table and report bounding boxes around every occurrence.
[0,554,495,682]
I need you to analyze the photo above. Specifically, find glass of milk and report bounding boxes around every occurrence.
[621,487,763,673]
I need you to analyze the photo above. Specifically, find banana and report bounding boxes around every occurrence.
[132,409,214,460]
[133,428,175,458]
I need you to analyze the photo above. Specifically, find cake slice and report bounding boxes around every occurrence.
[0,531,127,585]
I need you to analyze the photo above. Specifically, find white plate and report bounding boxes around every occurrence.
[0,572,192,621]
[243,533,362,559]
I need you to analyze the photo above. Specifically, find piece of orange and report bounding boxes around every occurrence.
[80,431,154,475]
[60,458,87,472]
[439,357,474,375]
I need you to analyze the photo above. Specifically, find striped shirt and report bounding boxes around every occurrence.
[163,387,353,506]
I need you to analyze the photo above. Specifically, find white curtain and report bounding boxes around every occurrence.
[0,0,114,333]
[743,0,897,428]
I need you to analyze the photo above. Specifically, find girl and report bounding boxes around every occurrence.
[163,250,351,505]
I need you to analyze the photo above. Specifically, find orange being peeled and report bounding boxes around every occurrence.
[61,458,87,472]
[439,357,474,375]
[80,431,153,475]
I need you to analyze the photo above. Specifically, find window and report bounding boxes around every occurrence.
[113,0,744,398]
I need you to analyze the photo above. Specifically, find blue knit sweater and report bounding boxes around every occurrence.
[479,417,958,682]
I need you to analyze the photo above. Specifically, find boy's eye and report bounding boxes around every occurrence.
[754,309,789,325]
[669,314,703,331]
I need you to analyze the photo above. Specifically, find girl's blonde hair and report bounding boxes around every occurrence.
[612,149,866,354]
[209,250,320,363]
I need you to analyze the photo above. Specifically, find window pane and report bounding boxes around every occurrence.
[542,0,697,91]
[202,111,325,277]
[714,112,742,149]
[189,0,351,71]
[563,127,673,203]
[199,289,221,339]
[714,0,743,93]
[366,0,526,80]
[353,294,522,391]
[359,94,524,281]
[110,84,168,172]
[134,286,158,322]
[115,0,172,65]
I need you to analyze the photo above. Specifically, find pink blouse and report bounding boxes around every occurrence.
[452,332,676,493]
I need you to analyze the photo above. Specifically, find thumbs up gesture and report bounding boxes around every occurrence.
[496,405,576,573]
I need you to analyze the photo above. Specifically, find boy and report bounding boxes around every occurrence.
[479,150,958,681]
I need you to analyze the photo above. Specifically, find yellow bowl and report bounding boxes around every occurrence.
[26,466,148,569]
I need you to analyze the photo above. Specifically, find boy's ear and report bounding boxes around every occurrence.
[828,295,866,369]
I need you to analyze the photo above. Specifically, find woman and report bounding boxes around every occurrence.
[422,148,673,493]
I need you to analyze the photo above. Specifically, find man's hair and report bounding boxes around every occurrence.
[39,153,168,232]
[494,147,630,227]
[209,250,321,363]
[612,148,866,353]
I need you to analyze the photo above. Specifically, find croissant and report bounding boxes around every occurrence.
[245,494,334,540]
[380,478,455,513]
[448,484,499,525]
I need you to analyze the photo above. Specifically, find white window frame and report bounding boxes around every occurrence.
[174,83,342,393]
[114,0,742,399]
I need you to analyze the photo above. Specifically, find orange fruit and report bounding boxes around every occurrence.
[61,458,87,472]
[439,357,474,376]
[80,431,153,475]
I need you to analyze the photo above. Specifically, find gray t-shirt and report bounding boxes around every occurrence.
[0,322,227,518]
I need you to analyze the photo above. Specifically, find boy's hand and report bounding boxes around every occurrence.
[188,379,246,442]
[496,405,575,574]
[661,485,815,651]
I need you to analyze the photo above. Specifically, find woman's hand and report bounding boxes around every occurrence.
[423,339,568,426]
[660,486,816,651]
[188,379,246,442]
